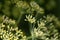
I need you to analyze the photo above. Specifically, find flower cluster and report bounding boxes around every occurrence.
[0,0,59,40]
[16,1,44,14]
[16,1,29,9]
[25,14,60,40]
[33,19,60,40]
[0,15,27,40]
[30,1,44,14]
[25,15,36,23]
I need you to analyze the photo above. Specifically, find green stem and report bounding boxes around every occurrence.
[17,13,23,24]
[29,22,36,40]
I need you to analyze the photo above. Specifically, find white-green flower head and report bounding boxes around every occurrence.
[25,15,36,23]
[16,1,29,9]
[30,1,40,9]
[30,1,44,14]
